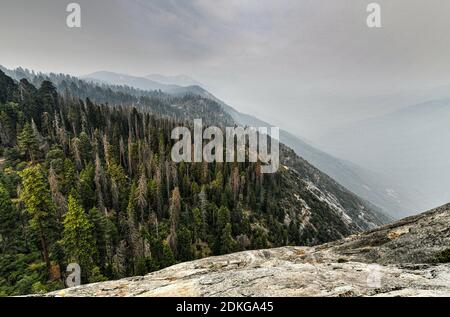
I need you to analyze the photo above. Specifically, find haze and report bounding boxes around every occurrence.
[1,0,450,214]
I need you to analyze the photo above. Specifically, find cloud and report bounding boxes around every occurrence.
[2,0,450,138]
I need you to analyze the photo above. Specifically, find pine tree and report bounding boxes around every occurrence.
[48,166,67,219]
[113,240,127,278]
[78,163,96,210]
[38,80,58,115]
[71,137,82,169]
[192,207,203,241]
[217,205,231,233]
[0,184,18,252]
[168,187,181,255]
[19,164,57,276]
[78,131,92,166]
[94,153,106,215]
[135,171,148,222]
[252,227,268,249]
[87,207,108,269]
[160,240,175,268]
[176,226,193,261]
[220,223,236,255]
[62,195,96,281]
[198,186,208,236]
[18,122,39,162]
[62,158,77,195]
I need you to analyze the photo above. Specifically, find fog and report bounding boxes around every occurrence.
[1,0,450,213]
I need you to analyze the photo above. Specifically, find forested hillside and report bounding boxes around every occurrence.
[0,69,387,296]
[0,66,391,225]
[0,66,231,127]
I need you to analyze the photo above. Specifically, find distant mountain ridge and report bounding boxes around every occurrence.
[80,70,414,218]
[1,66,391,224]
[0,67,445,218]
[82,71,208,97]
[218,102,418,218]
[145,74,203,87]
[319,97,450,215]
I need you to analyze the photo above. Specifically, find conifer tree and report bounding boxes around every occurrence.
[220,223,236,255]
[160,240,175,268]
[135,171,148,222]
[176,226,193,261]
[19,164,57,276]
[18,122,39,162]
[62,195,96,281]
[0,184,18,252]
[168,187,181,255]
[48,166,67,219]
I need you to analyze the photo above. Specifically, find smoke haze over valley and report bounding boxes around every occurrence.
[2,1,450,217]
[1,0,450,300]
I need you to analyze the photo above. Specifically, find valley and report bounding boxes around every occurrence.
[1,0,449,301]
[0,65,447,298]
[76,68,433,218]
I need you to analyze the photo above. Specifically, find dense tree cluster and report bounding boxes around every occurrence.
[0,71,290,295]
[0,66,233,127]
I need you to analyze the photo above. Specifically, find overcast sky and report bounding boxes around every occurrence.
[1,0,450,140]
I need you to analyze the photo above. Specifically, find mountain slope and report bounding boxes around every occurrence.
[40,203,450,297]
[82,71,207,97]
[82,70,392,225]
[83,71,177,91]
[221,103,414,218]
[0,68,389,296]
[78,70,398,217]
[0,67,442,218]
[145,74,203,87]
[1,66,390,228]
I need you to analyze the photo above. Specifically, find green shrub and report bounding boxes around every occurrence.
[433,247,450,263]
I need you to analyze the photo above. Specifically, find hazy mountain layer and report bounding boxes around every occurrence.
[2,66,390,224]
[82,71,207,97]
[77,69,406,218]
[221,103,417,218]
[145,74,203,88]
[319,98,450,215]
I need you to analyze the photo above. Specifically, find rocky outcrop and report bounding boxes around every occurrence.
[42,204,450,297]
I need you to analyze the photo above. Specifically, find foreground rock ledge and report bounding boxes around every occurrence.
[42,204,450,297]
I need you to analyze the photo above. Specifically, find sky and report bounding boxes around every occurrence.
[1,0,450,140]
